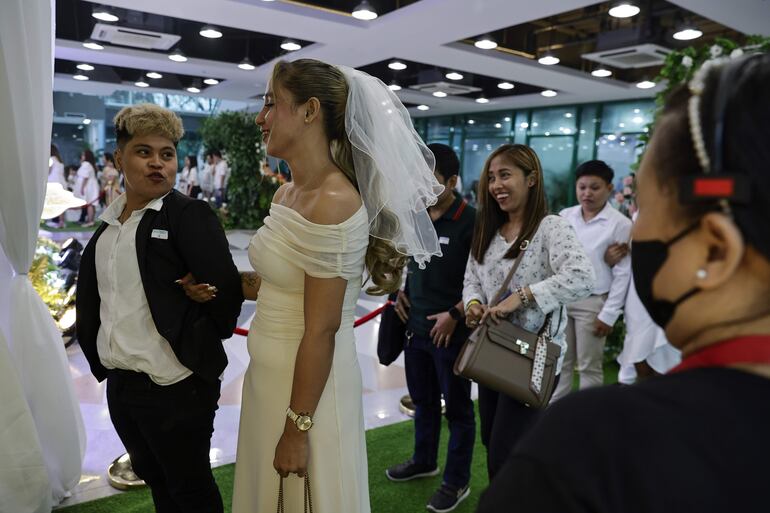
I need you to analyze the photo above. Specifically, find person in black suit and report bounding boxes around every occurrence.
[76,103,243,513]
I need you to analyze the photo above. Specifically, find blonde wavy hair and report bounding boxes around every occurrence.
[271,59,407,295]
[113,103,185,147]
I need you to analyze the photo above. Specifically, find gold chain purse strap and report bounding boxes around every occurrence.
[277,472,313,513]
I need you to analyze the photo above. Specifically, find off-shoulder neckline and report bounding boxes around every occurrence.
[270,202,367,227]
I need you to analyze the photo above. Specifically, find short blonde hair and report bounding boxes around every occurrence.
[113,103,184,147]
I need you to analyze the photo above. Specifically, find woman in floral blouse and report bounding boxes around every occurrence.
[462,144,594,479]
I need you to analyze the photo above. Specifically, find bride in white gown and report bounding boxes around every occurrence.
[228,59,444,512]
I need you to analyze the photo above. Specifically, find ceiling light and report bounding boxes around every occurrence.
[632,116,644,124]
[474,35,498,50]
[564,112,573,118]
[388,81,402,91]
[607,134,617,141]
[519,122,529,128]
[73,73,89,81]
[281,39,302,51]
[538,53,560,66]
[494,123,502,128]
[636,80,656,89]
[199,26,223,39]
[591,67,612,77]
[498,81,514,90]
[135,79,149,88]
[541,89,558,97]
[445,71,464,81]
[82,118,91,125]
[475,96,490,104]
[352,0,378,20]
[168,49,188,62]
[238,58,256,70]
[186,85,201,94]
[82,39,104,51]
[467,119,475,125]
[388,60,407,71]
[76,63,94,71]
[609,2,640,18]
[433,91,447,98]
[504,117,511,122]
[204,78,220,85]
[91,6,118,22]
[146,71,163,79]
[417,105,430,111]
[673,25,703,41]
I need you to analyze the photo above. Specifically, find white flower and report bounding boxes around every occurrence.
[730,48,744,59]
[682,56,694,68]
[710,45,724,58]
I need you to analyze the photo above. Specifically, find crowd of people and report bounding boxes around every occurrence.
[70,53,769,513]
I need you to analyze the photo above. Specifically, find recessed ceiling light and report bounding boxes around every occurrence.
[204,78,220,85]
[281,39,302,51]
[238,58,256,70]
[504,117,511,122]
[76,63,95,71]
[564,112,573,118]
[673,26,703,41]
[541,89,558,97]
[636,80,656,89]
[609,2,640,18]
[388,60,407,71]
[498,81,514,90]
[519,122,529,128]
[433,91,447,98]
[168,49,188,62]
[417,105,430,111]
[186,86,201,94]
[494,123,502,128]
[82,118,91,125]
[474,35,498,50]
[73,73,89,81]
[82,39,104,51]
[91,6,118,22]
[591,68,612,77]
[538,54,560,66]
[445,71,464,81]
[146,71,163,79]
[388,81,402,91]
[135,79,149,88]
[475,96,490,104]
[199,26,223,39]
[352,0,378,20]
[468,119,476,125]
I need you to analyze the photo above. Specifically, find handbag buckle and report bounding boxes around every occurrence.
[519,240,530,250]
[515,339,529,355]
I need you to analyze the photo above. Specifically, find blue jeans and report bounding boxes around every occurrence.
[404,331,475,489]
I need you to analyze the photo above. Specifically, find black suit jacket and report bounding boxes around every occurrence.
[76,190,243,383]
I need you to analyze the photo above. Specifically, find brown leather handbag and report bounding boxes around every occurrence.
[454,232,561,409]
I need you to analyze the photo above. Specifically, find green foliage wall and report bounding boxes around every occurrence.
[200,111,278,229]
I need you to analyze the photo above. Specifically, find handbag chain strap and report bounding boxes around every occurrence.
[277,472,313,513]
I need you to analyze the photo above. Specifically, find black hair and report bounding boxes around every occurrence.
[187,154,198,169]
[428,143,460,182]
[575,159,614,184]
[212,149,222,158]
[82,149,96,167]
[103,152,115,166]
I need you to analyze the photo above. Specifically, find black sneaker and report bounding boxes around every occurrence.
[426,483,470,513]
[385,459,440,482]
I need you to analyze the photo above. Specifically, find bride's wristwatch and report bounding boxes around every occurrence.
[286,407,313,432]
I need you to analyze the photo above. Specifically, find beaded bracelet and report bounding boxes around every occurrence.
[515,286,530,307]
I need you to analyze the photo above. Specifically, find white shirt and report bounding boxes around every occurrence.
[214,160,228,189]
[560,202,632,326]
[200,163,213,191]
[48,158,67,188]
[187,166,199,187]
[463,215,595,373]
[95,193,192,385]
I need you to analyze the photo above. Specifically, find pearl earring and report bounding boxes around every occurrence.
[696,269,707,279]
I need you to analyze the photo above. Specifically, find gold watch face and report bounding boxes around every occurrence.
[297,415,313,431]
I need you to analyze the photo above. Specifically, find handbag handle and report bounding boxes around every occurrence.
[277,472,313,513]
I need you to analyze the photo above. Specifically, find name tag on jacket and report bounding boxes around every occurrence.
[439,236,450,245]
[151,229,169,240]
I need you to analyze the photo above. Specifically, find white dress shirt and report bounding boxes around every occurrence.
[214,161,228,189]
[95,193,192,385]
[560,202,632,326]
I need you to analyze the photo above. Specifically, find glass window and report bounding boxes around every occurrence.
[463,112,512,138]
[530,107,578,137]
[462,137,508,190]
[513,111,529,144]
[576,105,598,165]
[529,135,575,211]
[426,116,454,145]
[596,133,644,191]
[600,100,654,134]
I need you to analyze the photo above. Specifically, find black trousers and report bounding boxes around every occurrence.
[106,369,223,513]
[478,375,560,480]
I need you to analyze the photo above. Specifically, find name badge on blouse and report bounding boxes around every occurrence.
[439,236,450,245]
[151,229,169,240]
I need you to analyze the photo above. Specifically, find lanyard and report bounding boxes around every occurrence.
[669,335,770,373]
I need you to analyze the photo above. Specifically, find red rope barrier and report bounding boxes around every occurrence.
[231,300,394,337]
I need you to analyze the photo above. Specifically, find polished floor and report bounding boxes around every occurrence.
[53,230,477,508]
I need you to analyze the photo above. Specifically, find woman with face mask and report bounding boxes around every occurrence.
[477,53,770,513]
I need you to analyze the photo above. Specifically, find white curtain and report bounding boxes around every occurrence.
[0,0,86,511]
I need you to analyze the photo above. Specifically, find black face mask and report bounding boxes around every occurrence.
[631,221,701,329]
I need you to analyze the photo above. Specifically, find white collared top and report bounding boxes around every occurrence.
[560,202,633,326]
[95,193,192,385]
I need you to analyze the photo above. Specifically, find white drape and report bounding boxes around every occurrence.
[0,1,86,511]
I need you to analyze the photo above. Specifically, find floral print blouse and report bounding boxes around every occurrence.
[462,215,595,373]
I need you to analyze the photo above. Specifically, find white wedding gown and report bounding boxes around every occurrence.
[232,203,371,513]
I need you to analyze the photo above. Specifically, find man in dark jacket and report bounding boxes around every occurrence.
[76,103,243,513]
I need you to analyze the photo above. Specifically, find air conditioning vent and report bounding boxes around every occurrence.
[582,44,671,69]
[91,23,181,51]
[409,81,481,96]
